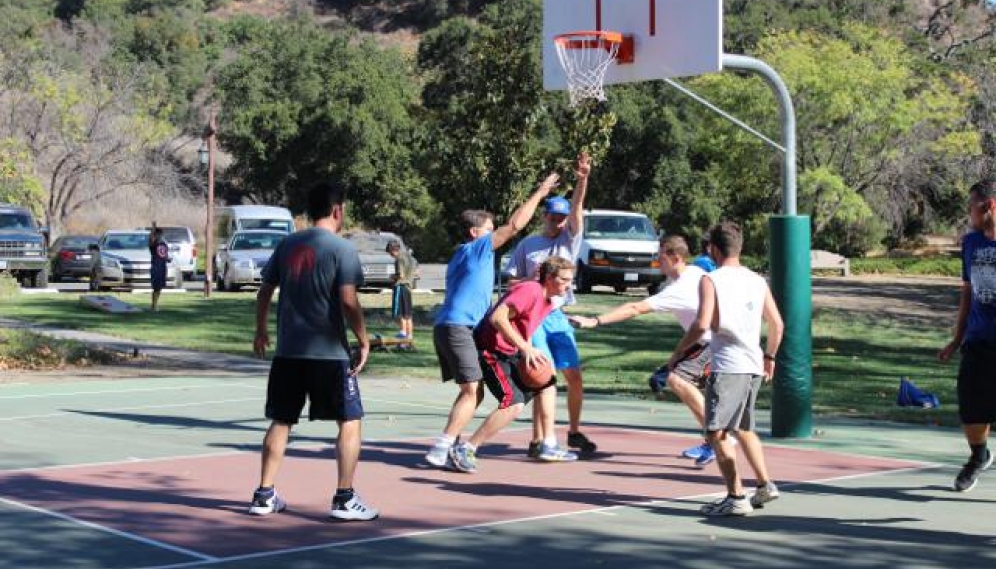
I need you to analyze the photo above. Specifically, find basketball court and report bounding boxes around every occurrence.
[2,372,994,569]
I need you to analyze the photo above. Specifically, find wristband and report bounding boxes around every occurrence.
[763,352,776,361]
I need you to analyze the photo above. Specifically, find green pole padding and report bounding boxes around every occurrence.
[768,215,812,438]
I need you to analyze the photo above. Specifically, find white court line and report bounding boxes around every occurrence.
[0,382,263,401]
[132,461,945,569]
[0,397,262,422]
[0,495,216,563]
[0,426,534,475]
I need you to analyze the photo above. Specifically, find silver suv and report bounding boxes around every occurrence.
[0,203,49,288]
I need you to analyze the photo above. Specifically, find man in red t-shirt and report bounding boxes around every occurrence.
[448,256,577,473]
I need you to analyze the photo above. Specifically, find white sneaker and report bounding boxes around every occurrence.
[750,481,780,508]
[425,443,452,467]
[330,493,379,521]
[700,495,753,517]
[248,488,287,515]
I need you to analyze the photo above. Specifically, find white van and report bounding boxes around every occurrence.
[214,205,294,271]
[575,209,663,294]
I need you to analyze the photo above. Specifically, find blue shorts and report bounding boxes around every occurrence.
[531,308,581,370]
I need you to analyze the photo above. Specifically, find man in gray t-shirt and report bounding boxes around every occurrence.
[248,181,379,522]
[504,151,597,458]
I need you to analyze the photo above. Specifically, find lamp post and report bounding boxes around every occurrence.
[201,111,217,298]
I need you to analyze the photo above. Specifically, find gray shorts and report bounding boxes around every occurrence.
[433,324,483,383]
[704,372,763,433]
[671,343,711,389]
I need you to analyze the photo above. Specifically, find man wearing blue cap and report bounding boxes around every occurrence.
[505,152,596,460]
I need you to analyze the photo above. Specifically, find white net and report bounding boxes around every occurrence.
[554,32,621,107]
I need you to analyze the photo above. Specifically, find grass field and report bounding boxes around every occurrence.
[0,288,957,425]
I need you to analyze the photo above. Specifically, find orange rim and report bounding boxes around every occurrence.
[554,31,623,50]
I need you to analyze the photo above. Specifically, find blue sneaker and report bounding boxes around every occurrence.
[538,443,578,462]
[681,442,711,460]
[694,445,716,468]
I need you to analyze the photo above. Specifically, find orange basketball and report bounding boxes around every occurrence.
[516,357,555,391]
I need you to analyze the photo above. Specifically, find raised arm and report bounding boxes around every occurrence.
[567,152,591,237]
[492,173,559,250]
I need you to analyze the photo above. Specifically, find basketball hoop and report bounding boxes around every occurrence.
[553,31,627,107]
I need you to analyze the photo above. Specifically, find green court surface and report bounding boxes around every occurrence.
[1,372,994,569]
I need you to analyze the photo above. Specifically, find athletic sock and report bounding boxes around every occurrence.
[729,494,746,500]
[334,488,355,505]
[255,486,274,495]
[970,443,989,463]
[435,434,456,447]
[543,436,558,448]
[464,442,477,452]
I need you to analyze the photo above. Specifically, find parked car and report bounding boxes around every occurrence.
[88,230,181,291]
[140,226,197,279]
[213,205,294,274]
[0,203,49,288]
[216,230,285,292]
[343,231,415,289]
[48,235,98,282]
[575,209,663,294]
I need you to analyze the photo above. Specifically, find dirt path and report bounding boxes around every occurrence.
[811,274,960,325]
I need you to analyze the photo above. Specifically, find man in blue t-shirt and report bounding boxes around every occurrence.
[248,181,378,522]
[940,179,996,492]
[424,172,560,467]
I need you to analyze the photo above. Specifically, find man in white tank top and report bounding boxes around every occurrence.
[669,221,784,517]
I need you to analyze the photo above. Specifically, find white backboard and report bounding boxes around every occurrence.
[543,0,723,91]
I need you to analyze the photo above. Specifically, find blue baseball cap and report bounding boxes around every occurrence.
[545,197,570,216]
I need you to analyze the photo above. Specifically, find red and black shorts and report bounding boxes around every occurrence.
[265,357,364,424]
[479,350,556,409]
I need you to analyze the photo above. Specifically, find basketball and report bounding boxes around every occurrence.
[516,357,555,391]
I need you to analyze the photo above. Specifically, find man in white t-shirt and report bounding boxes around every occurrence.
[570,235,716,464]
[670,221,784,517]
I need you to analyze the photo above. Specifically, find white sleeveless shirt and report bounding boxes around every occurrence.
[707,265,768,374]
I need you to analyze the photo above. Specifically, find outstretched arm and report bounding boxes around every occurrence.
[570,299,653,329]
[567,152,591,237]
[492,173,559,250]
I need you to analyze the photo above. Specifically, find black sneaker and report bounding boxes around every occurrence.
[528,440,542,459]
[953,449,994,492]
[567,431,597,454]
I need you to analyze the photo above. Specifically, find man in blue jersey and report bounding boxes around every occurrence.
[940,179,996,492]
[425,172,560,467]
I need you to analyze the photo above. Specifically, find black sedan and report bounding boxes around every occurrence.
[49,235,98,281]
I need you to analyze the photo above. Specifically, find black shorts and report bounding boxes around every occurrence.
[479,350,555,409]
[150,262,167,290]
[957,341,996,425]
[392,284,413,319]
[265,357,364,424]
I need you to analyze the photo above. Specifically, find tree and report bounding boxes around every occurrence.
[215,16,435,235]
[0,21,175,236]
[688,24,979,253]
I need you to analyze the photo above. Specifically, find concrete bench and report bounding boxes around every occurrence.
[811,250,850,276]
